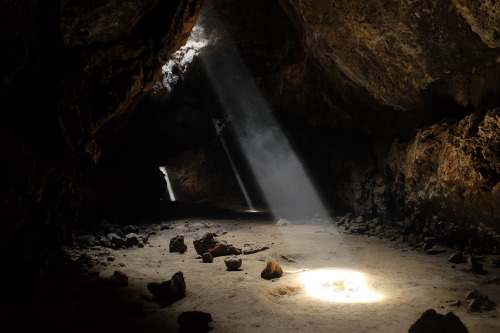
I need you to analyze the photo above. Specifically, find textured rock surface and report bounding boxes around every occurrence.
[408,309,468,333]
[193,232,230,257]
[0,0,202,293]
[261,261,283,280]
[224,256,242,271]
[170,235,188,253]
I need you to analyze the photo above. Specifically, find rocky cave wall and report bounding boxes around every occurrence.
[176,0,500,250]
[0,0,203,292]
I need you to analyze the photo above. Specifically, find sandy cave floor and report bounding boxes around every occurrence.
[62,215,500,333]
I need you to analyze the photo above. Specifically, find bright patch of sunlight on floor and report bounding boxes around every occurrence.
[298,269,383,303]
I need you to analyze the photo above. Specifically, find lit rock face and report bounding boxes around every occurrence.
[282,0,499,110]
[386,109,500,230]
[193,0,500,241]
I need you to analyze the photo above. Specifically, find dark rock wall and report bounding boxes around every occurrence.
[0,0,202,291]
[187,1,500,245]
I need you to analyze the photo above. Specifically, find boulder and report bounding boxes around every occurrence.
[170,235,188,253]
[261,261,283,280]
[193,232,229,257]
[125,233,140,246]
[408,309,468,333]
[224,256,242,271]
[147,271,186,300]
[178,311,213,333]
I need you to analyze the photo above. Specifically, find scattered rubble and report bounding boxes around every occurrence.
[261,261,283,280]
[224,256,242,271]
[465,289,496,312]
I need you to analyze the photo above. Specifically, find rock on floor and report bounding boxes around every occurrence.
[261,261,283,280]
[178,311,213,333]
[408,309,468,333]
[170,235,188,253]
[224,256,242,271]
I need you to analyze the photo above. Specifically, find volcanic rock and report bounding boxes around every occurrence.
[193,232,229,257]
[408,309,468,333]
[170,235,188,253]
[224,256,242,271]
[178,311,213,333]
[261,261,283,280]
[243,242,270,255]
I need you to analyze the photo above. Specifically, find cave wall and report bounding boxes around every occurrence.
[0,0,202,292]
[184,0,500,248]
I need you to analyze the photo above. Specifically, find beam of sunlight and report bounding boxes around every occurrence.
[201,35,329,220]
[159,166,176,201]
[213,118,255,211]
[298,269,383,303]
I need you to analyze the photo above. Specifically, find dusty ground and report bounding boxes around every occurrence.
[59,213,500,333]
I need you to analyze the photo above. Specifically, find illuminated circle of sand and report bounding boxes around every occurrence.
[298,269,383,303]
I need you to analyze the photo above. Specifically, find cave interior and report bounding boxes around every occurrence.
[1,0,500,332]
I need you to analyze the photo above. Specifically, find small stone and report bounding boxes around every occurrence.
[224,256,242,270]
[110,270,128,287]
[107,256,115,261]
[276,219,290,227]
[423,237,436,250]
[178,311,212,333]
[261,261,283,280]
[426,248,446,255]
[467,298,481,312]
[448,252,464,264]
[202,252,213,263]
[465,289,481,300]
[169,235,187,253]
[147,271,186,300]
[227,245,242,255]
[446,300,461,307]
[466,256,486,274]
[243,242,270,254]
